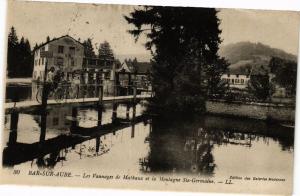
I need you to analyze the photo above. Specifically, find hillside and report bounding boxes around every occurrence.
[219,42,297,73]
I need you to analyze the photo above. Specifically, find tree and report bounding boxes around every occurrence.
[7,26,33,78]
[8,26,18,46]
[24,39,33,77]
[205,57,229,97]
[98,41,114,67]
[82,38,96,58]
[18,37,26,76]
[114,59,122,69]
[247,74,274,101]
[33,43,39,51]
[7,26,19,77]
[269,57,297,96]
[125,6,227,116]
[46,36,51,42]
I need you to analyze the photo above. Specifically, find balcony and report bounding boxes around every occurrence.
[82,57,113,70]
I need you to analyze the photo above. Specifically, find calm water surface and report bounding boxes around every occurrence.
[2,102,294,180]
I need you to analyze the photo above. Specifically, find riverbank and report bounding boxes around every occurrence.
[206,99,295,123]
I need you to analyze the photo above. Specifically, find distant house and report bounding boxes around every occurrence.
[32,35,84,82]
[82,55,116,82]
[221,70,250,89]
[117,61,152,93]
[82,57,118,96]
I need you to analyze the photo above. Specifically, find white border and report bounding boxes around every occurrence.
[28,0,300,11]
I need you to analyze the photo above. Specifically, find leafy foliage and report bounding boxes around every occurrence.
[247,75,274,101]
[98,41,115,66]
[82,38,96,58]
[125,6,227,116]
[269,57,297,96]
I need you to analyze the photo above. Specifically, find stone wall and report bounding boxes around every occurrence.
[206,100,295,122]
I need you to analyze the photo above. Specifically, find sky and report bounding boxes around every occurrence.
[6,1,300,61]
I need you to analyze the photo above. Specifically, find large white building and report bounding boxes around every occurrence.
[32,35,84,82]
[221,71,250,89]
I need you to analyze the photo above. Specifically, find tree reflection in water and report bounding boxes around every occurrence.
[139,115,294,176]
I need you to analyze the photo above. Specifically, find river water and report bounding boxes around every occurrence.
[2,85,295,193]
[2,103,294,176]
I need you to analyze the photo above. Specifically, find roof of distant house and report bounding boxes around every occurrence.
[33,35,83,51]
[225,69,250,75]
[118,61,152,74]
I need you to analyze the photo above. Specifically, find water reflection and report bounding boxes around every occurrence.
[2,103,294,179]
[139,116,294,177]
[3,102,146,167]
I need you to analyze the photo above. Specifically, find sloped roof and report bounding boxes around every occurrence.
[117,62,132,72]
[226,69,250,75]
[118,61,152,74]
[33,35,83,51]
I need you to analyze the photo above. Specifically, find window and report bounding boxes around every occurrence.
[42,58,44,65]
[58,45,64,53]
[70,58,75,66]
[104,72,110,80]
[53,117,59,126]
[235,79,239,83]
[231,79,234,84]
[57,57,64,66]
[241,79,244,84]
[69,47,75,55]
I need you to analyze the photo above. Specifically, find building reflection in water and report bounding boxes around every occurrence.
[3,104,294,175]
[3,102,143,169]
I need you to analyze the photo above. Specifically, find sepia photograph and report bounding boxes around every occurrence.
[0,0,300,195]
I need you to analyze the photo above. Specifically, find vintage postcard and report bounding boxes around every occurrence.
[1,0,300,195]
